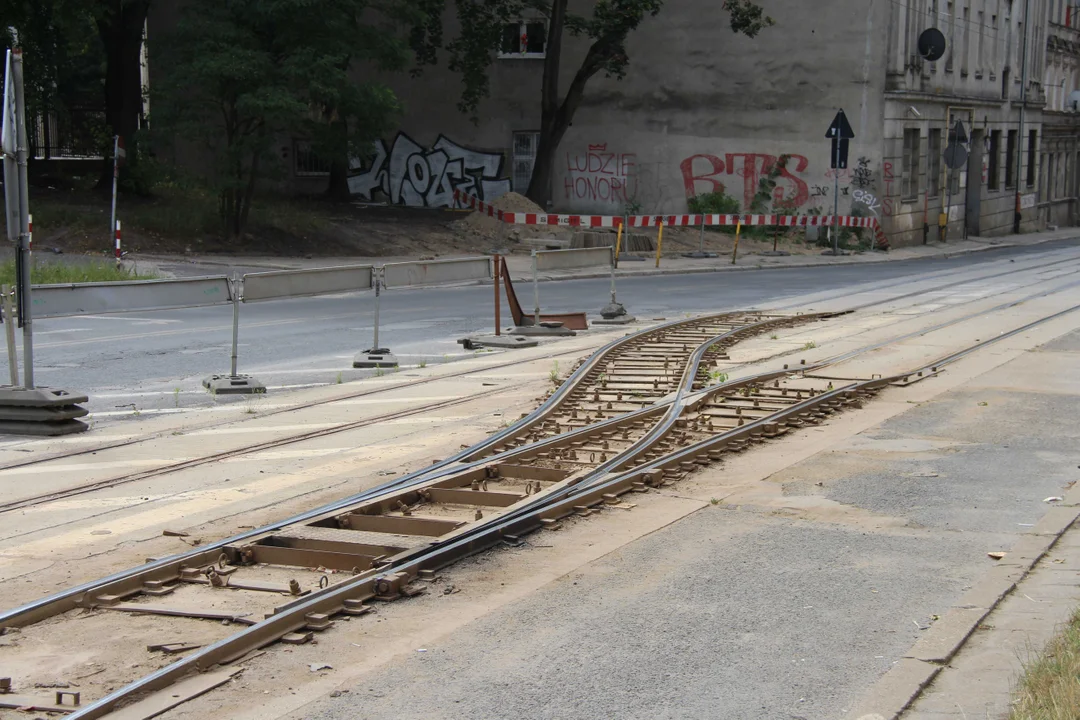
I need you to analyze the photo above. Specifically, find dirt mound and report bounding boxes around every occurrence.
[451,191,573,246]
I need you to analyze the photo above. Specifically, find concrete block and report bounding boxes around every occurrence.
[510,323,576,337]
[353,350,399,368]
[202,374,267,395]
[458,335,539,350]
[0,419,88,436]
[592,316,636,325]
[0,387,91,436]
[0,387,89,407]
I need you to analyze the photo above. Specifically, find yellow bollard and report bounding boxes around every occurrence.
[731,220,742,265]
[614,221,624,268]
[655,220,664,268]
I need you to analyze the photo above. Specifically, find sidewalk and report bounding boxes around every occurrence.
[132,226,1080,283]
[848,481,1080,720]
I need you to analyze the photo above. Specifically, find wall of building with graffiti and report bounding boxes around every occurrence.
[552,132,891,223]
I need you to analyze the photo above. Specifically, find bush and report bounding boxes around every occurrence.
[687,192,741,234]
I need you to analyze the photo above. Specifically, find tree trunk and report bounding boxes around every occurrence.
[525,0,566,206]
[325,119,352,202]
[326,158,352,202]
[238,147,260,238]
[95,0,151,191]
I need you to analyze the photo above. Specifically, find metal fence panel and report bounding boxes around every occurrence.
[242,265,373,302]
[383,257,492,289]
[30,276,232,319]
[535,247,612,271]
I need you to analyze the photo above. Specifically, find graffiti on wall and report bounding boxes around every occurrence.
[564,144,638,204]
[348,133,510,207]
[679,151,896,217]
[680,153,812,210]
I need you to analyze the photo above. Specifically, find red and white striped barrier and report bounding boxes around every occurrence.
[115,220,122,266]
[453,190,890,250]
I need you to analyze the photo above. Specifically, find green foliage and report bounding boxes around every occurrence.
[687,191,740,235]
[155,0,409,238]
[0,259,156,285]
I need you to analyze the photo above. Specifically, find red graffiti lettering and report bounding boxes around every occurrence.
[680,154,726,197]
[776,154,810,209]
[883,162,894,181]
[682,152,810,209]
[566,144,638,204]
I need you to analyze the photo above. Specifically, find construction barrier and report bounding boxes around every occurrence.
[383,257,492,289]
[30,276,232,319]
[242,264,374,302]
[534,247,613,272]
[453,190,890,250]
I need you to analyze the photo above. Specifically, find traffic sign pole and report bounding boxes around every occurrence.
[832,140,840,254]
[825,109,854,256]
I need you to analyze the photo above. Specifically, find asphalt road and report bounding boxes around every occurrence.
[18,239,1080,420]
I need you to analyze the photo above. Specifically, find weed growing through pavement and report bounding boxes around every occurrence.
[173,387,180,408]
[419,359,427,368]
[549,361,560,385]
[769,333,778,340]
[710,498,720,505]
[803,341,817,350]
[1009,606,1080,720]
[707,369,728,385]
[336,371,343,384]
[374,367,385,377]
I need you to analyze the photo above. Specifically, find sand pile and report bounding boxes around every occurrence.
[451,191,572,245]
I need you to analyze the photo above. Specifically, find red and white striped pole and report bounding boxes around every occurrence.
[114,220,121,268]
[27,213,31,254]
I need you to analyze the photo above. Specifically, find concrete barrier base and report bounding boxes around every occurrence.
[203,374,267,395]
[593,316,636,326]
[353,349,399,368]
[458,335,539,350]
[0,387,90,436]
[510,323,576,337]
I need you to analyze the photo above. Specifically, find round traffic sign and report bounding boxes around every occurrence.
[918,28,947,62]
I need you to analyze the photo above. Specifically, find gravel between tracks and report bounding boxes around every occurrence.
[284,339,1080,720]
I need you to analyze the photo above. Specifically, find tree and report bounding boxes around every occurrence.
[413,0,774,206]
[0,0,107,162]
[92,0,150,190]
[157,0,408,238]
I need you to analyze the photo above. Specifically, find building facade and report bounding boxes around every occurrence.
[157,1,1074,247]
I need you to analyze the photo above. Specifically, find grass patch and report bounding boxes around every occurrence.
[1010,606,1080,719]
[0,259,157,285]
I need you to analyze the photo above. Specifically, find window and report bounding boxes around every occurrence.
[500,21,546,57]
[1006,129,1018,188]
[902,128,921,199]
[988,130,1001,190]
[511,131,540,193]
[1027,130,1038,187]
[928,129,942,196]
[293,140,331,176]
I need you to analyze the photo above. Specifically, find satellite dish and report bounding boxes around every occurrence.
[918,28,947,62]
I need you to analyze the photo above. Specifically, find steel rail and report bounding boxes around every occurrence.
[58,291,1080,719]
[0,311,780,626]
[2,245,1072,477]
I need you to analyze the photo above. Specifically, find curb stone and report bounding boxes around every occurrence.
[844,483,1080,720]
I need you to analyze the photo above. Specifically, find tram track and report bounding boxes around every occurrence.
[0,244,1074,480]
[2,283,1080,718]
[3,248,1077,519]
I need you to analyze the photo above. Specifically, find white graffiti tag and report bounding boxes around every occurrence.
[347,133,511,208]
[852,189,882,216]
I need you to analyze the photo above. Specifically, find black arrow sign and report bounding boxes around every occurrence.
[825,109,855,140]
